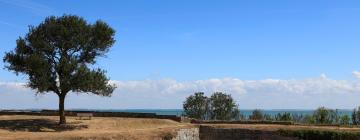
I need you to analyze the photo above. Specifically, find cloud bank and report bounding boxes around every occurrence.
[1,73,360,109]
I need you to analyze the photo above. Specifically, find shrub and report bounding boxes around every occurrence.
[304,114,316,124]
[340,115,350,125]
[291,113,305,123]
[264,114,274,121]
[275,112,292,121]
[352,107,360,125]
[249,109,264,120]
[313,107,337,124]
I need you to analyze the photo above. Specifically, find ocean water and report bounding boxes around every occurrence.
[70,109,354,117]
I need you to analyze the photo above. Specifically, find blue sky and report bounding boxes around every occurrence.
[1,0,360,109]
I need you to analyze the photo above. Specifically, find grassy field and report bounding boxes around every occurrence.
[0,115,191,140]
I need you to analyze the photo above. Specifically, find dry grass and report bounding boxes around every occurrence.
[0,115,192,140]
[4,115,360,140]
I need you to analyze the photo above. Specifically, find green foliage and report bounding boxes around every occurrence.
[312,107,337,124]
[209,92,239,120]
[278,129,360,140]
[4,15,116,96]
[275,112,292,121]
[183,92,239,120]
[291,113,305,123]
[263,114,274,121]
[304,115,316,124]
[340,115,350,125]
[3,15,116,124]
[249,109,264,120]
[183,92,209,120]
[287,109,348,125]
[352,107,360,125]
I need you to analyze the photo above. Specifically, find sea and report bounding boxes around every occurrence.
[65,109,354,117]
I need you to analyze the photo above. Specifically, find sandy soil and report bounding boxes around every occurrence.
[0,115,192,140]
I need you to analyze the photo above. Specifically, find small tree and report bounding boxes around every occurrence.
[209,92,239,120]
[352,108,357,125]
[340,115,350,125]
[304,114,316,124]
[249,109,264,120]
[313,107,337,124]
[183,92,210,120]
[351,107,360,125]
[291,113,304,123]
[3,15,116,124]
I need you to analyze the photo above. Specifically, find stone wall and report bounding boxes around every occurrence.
[171,128,200,140]
[199,125,299,140]
[168,126,300,140]
[192,120,294,125]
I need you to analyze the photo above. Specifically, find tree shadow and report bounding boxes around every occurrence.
[0,119,88,132]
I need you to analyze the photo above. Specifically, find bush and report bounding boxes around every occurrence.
[313,107,337,124]
[291,113,305,123]
[340,115,350,125]
[304,115,316,124]
[352,107,360,125]
[249,109,264,120]
[264,114,274,121]
[275,112,292,121]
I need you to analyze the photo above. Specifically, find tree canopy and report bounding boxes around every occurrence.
[209,92,239,120]
[3,15,116,124]
[183,92,239,120]
[183,92,209,120]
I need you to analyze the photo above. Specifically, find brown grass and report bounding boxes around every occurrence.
[0,115,192,140]
[3,115,360,140]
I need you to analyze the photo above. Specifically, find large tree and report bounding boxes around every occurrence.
[3,15,116,124]
[209,92,239,120]
[183,92,240,120]
[183,92,210,120]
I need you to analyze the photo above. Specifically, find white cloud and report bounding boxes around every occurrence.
[2,73,360,109]
[353,71,360,79]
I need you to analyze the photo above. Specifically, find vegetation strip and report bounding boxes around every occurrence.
[278,129,360,140]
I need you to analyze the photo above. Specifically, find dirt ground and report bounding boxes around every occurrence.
[3,115,360,140]
[0,115,192,140]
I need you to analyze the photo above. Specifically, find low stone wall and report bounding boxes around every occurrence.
[192,120,294,125]
[199,125,299,140]
[167,126,300,140]
[0,110,181,122]
[171,128,200,140]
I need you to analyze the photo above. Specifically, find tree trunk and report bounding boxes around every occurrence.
[59,95,66,124]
